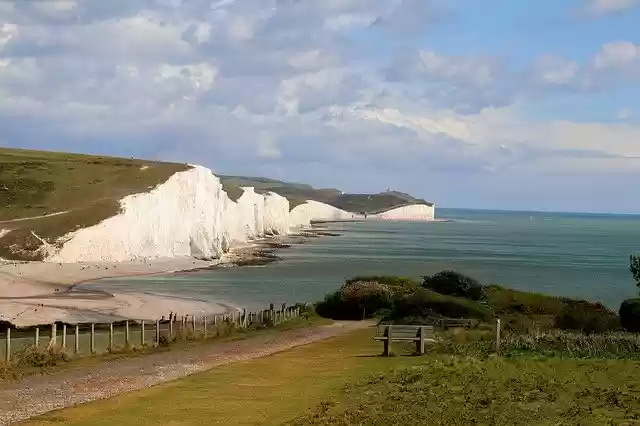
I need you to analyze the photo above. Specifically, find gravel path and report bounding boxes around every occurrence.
[0,321,371,425]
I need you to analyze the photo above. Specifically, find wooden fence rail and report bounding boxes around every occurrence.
[1,305,301,364]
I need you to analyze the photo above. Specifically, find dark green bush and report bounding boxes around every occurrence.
[315,281,394,320]
[345,276,420,295]
[422,270,485,301]
[391,289,492,321]
[554,301,620,333]
[620,299,640,332]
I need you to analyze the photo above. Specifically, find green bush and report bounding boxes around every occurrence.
[554,301,620,333]
[391,289,492,321]
[315,281,394,320]
[422,270,485,301]
[345,276,420,295]
[484,284,566,316]
[16,345,69,367]
[620,298,640,332]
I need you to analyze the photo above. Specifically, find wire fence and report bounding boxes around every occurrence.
[1,303,301,363]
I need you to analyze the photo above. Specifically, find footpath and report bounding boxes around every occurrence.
[0,321,371,425]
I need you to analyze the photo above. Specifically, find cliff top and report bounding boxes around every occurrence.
[218,175,434,213]
[0,147,188,260]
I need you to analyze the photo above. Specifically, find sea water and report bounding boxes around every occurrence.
[81,209,640,309]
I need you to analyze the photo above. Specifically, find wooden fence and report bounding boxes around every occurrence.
[1,303,301,363]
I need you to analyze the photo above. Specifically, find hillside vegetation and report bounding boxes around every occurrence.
[0,148,189,260]
[218,175,433,214]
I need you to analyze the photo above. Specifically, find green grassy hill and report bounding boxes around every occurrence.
[218,175,433,213]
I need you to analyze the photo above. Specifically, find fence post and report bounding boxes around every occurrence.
[140,321,145,347]
[35,326,39,348]
[495,318,501,354]
[125,320,130,347]
[75,325,79,355]
[169,317,174,338]
[203,317,207,338]
[50,323,57,347]
[90,324,95,354]
[214,315,218,326]
[155,320,160,346]
[62,324,67,349]
[384,325,392,356]
[5,326,10,364]
[192,315,196,334]
[109,323,114,352]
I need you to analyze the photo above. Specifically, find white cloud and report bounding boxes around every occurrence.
[617,108,634,120]
[583,0,638,16]
[533,55,580,85]
[257,131,282,159]
[593,41,640,71]
[0,23,18,50]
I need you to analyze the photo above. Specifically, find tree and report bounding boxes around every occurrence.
[631,254,640,288]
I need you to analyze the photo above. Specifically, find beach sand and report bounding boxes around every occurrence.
[0,257,234,327]
[0,227,333,327]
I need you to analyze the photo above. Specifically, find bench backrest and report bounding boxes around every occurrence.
[377,325,435,340]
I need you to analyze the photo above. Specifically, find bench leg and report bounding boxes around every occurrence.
[419,338,425,355]
[383,339,390,356]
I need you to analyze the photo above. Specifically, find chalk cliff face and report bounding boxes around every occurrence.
[289,200,360,226]
[45,165,434,263]
[372,204,435,221]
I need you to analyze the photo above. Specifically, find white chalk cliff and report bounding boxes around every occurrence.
[45,165,433,263]
[371,204,435,221]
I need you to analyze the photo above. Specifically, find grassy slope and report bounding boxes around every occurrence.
[0,148,189,260]
[24,328,640,426]
[218,175,434,214]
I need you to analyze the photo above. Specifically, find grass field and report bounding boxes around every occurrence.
[22,327,640,426]
[0,148,189,260]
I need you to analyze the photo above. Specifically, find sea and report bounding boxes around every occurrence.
[80,209,640,310]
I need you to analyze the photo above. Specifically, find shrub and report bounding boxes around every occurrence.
[391,289,492,321]
[630,254,640,287]
[502,329,640,360]
[422,270,485,301]
[484,284,565,316]
[16,345,69,367]
[345,276,420,296]
[620,298,640,332]
[554,301,620,333]
[315,281,394,320]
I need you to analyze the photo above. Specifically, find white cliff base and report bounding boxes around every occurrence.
[371,204,435,221]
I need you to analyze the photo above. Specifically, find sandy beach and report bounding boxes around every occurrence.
[0,229,324,327]
[0,257,236,327]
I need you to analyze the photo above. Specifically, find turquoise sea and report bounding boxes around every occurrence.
[81,209,640,309]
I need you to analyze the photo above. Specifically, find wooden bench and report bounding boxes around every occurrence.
[374,325,435,356]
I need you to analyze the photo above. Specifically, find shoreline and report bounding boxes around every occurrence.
[0,226,336,327]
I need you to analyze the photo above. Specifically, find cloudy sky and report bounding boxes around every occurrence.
[1,0,640,213]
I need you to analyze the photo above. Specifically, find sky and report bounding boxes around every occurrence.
[1,0,640,213]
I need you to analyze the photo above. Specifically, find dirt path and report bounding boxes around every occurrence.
[0,211,69,225]
[0,321,372,425]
